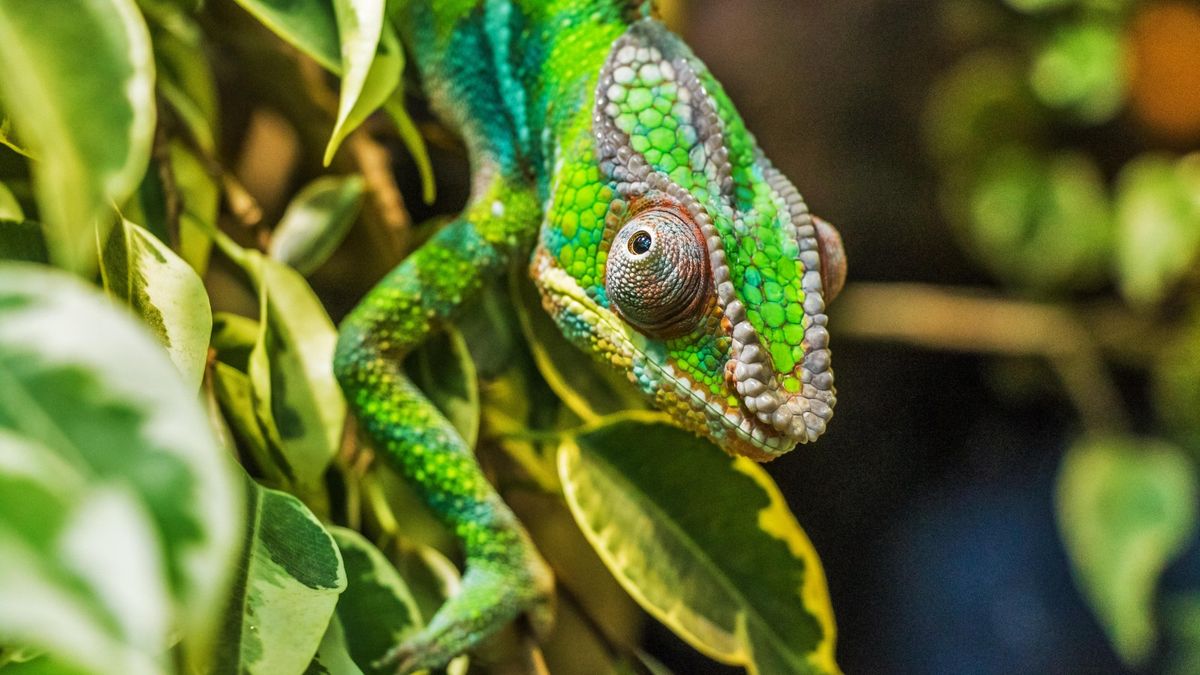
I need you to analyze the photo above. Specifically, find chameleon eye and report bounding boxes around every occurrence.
[606,209,711,339]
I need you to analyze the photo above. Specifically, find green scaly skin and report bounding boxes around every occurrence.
[333,1,844,671]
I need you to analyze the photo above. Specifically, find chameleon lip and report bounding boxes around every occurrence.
[533,250,796,456]
[592,22,836,452]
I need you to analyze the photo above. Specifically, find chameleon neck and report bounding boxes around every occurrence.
[395,1,643,199]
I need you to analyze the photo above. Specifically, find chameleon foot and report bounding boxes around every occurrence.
[378,548,555,674]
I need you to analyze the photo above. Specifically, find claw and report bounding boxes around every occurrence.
[376,545,555,674]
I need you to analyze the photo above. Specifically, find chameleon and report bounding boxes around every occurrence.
[333,1,847,671]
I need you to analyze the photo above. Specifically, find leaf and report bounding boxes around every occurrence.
[0,0,156,274]
[145,4,218,153]
[0,117,33,158]
[1030,21,1125,123]
[211,361,286,486]
[213,231,346,492]
[559,414,840,675]
[320,528,423,674]
[231,0,340,72]
[0,183,23,221]
[0,263,242,673]
[0,220,48,264]
[170,142,220,274]
[383,96,436,205]
[408,326,480,449]
[214,479,347,674]
[324,2,402,165]
[1113,153,1200,306]
[965,147,1112,291]
[1154,313,1200,454]
[1056,437,1199,666]
[99,219,213,388]
[268,175,366,275]
[246,254,347,490]
[513,270,648,422]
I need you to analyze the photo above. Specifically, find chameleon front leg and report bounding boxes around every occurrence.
[334,183,552,673]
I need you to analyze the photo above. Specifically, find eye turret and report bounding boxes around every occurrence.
[605,209,711,339]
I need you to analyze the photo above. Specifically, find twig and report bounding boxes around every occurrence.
[834,282,1132,433]
[348,127,411,253]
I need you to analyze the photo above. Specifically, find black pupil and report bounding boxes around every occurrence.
[631,232,652,255]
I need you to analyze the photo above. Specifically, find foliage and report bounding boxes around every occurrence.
[0,1,836,674]
[925,0,1200,667]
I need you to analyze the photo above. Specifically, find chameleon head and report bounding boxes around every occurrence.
[534,19,846,461]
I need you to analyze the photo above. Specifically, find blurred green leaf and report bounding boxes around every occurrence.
[0,263,242,673]
[1154,313,1200,456]
[100,219,213,388]
[212,311,260,372]
[1057,437,1198,667]
[268,175,366,275]
[170,143,220,274]
[1031,22,1125,123]
[559,414,840,675]
[318,528,422,674]
[146,5,218,153]
[0,117,32,158]
[1113,153,1200,306]
[383,95,436,205]
[1164,593,1200,675]
[231,0,339,71]
[214,479,346,674]
[0,0,155,274]
[324,2,402,165]
[924,53,1042,166]
[0,183,22,221]
[964,147,1112,291]
[0,220,47,264]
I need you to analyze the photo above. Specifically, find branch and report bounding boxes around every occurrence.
[834,282,1136,433]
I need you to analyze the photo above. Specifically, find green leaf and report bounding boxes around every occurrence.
[231,0,340,72]
[215,479,347,674]
[0,263,242,672]
[1057,437,1199,666]
[1030,22,1125,124]
[324,3,402,165]
[1113,154,1200,306]
[99,219,213,388]
[246,254,347,490]
[513,271,648,422]
[0,0,156,274]
[559,414,840,675]
[321,528,422,674]
[0,220,48,264]
[171,142,220,274]
[0,117,33,158]
[268,175,366,275]
[146,4,218,153]
[409,326,480,449]
[0,183,23,221]
[212,311,260,373]
[1154,313,1200,454]
[211,360,286,486]
[965,147,1112,291]
[383,96,437,205]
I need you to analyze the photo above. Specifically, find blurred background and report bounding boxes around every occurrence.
[194,0,1200,672]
